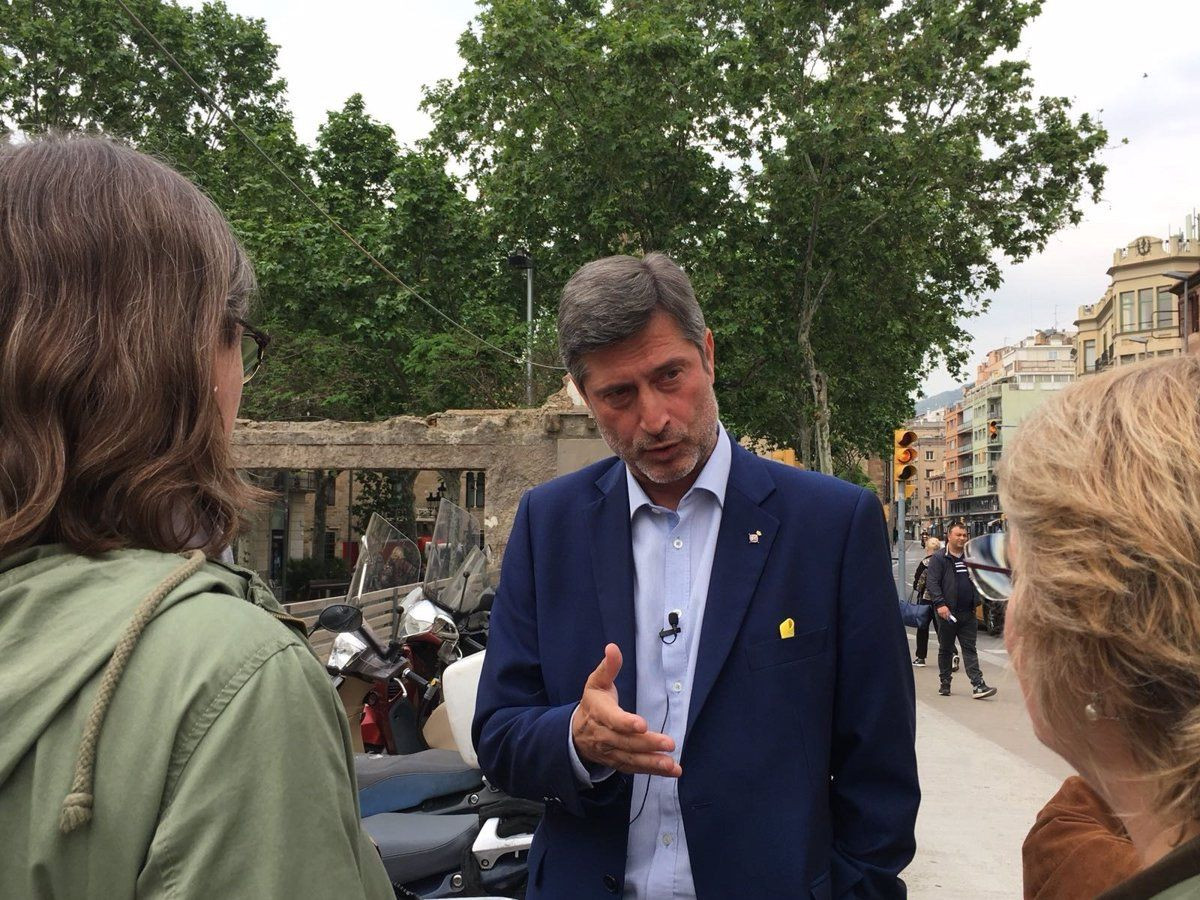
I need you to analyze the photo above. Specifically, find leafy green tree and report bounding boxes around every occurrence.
[426,0,1107,472]
[712,0,1106,471]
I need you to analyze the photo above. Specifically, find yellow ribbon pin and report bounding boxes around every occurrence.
[779,617,795,639]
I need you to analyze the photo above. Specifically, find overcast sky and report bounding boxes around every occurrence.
[191,0,1200,395]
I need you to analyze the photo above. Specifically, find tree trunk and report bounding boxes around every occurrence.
[798,418,813,470]
[797,324,834,475]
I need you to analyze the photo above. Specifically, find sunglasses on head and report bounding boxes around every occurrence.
[964,532,1012,602]
[235,316,270,385]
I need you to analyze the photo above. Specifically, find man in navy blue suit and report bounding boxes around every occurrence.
[474,253,918,899]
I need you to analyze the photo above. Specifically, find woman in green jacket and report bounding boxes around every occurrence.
[0,136,392,899]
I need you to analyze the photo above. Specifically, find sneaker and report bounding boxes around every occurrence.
[912,658,926,667]
[973,683,997,700]
[938,684,951,696]
[952,654,960,673]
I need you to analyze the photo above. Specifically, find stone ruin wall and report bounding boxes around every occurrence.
[229,386,611,562]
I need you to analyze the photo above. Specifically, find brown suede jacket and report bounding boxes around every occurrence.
[1025,776,1141,899]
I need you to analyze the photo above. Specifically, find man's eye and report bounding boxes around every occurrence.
[663,368,681,381]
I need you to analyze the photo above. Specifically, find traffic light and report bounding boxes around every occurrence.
[988,420,999,441]
[893,429,918,484]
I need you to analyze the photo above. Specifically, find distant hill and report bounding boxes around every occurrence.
[914,387,963,416]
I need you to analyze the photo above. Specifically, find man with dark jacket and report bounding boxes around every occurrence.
[925,522,997,699]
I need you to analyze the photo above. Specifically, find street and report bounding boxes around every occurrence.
[893,542,1074,897]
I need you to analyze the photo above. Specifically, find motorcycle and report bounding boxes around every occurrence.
[314,604,537,899]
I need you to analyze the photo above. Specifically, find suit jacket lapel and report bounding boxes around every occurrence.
[687,445,779,736]
[586,460,637,707]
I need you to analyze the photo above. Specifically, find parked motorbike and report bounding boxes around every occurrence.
[330,502,493,755]
[314,604,536,899]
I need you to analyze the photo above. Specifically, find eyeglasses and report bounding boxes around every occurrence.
[964,532,1012,602]
[235,317,270,384]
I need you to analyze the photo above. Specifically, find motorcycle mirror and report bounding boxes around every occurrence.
[314,603,363,635]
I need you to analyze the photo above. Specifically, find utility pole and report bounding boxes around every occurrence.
[507,248,534,405]
[897,482,907,595]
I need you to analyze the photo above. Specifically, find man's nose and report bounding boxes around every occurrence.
[637,391,670,437]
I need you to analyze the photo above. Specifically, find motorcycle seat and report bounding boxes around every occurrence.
[356,750,483,817]
[362,812,479,886]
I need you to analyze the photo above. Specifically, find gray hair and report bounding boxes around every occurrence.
[557,253,708,390]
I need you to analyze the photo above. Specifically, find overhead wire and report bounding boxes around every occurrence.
[112,0,565,371]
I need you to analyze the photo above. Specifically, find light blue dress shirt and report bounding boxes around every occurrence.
[568,427,731,899]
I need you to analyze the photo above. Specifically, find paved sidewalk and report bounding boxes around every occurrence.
[904,678,1069,898]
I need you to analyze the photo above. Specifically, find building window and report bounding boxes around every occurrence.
[1120,291,1135,331]
[323,530,337,561]
[925,469,934,478]
[1083,339,1096,372]
[1139,288,1155,330]
[925,450,935,461]
[1158,290,1176,329]
[465,471,486,509]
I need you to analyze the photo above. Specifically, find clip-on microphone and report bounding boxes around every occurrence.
[659,609,682,644]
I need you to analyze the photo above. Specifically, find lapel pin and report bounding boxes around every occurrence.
[748,530,762,544]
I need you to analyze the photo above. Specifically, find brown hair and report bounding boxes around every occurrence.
[0,135,259,557]
[999,354,1200,823]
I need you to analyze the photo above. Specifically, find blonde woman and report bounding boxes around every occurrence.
[988,354,1200,898]
[0,136,391,898]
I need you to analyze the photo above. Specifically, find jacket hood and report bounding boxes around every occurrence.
[0,545,296,790]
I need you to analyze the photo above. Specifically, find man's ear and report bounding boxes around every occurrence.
[703,328,716,382]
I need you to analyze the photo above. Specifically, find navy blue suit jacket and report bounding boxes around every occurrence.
[474,442,918,899]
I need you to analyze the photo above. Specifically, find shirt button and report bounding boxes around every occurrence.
[662,832,674,846]
[672,681,683,693]
[672,538,683,549]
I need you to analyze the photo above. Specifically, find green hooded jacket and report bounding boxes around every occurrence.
[0,545,394,899]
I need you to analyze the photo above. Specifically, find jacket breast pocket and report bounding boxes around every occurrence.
[745,626,827,671]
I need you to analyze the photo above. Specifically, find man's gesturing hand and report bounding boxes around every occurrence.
[571,643,682,778]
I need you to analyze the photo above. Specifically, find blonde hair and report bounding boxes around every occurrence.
[925,538,941,552]
[998,354,1200,822]
[0,135,260,557]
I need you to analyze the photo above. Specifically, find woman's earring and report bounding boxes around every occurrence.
[1084,692,1116,723]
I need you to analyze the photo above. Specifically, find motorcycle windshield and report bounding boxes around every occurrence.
[346,513,422,610]
[422,499,489,615]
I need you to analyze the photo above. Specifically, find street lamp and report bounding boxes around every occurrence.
[507,249,534,405]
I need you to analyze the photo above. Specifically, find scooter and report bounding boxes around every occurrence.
[314,604,536,899]
[332,504,492,756]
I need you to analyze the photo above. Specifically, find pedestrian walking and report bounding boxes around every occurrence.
[911,537,946,667]
[926,522,996,698]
